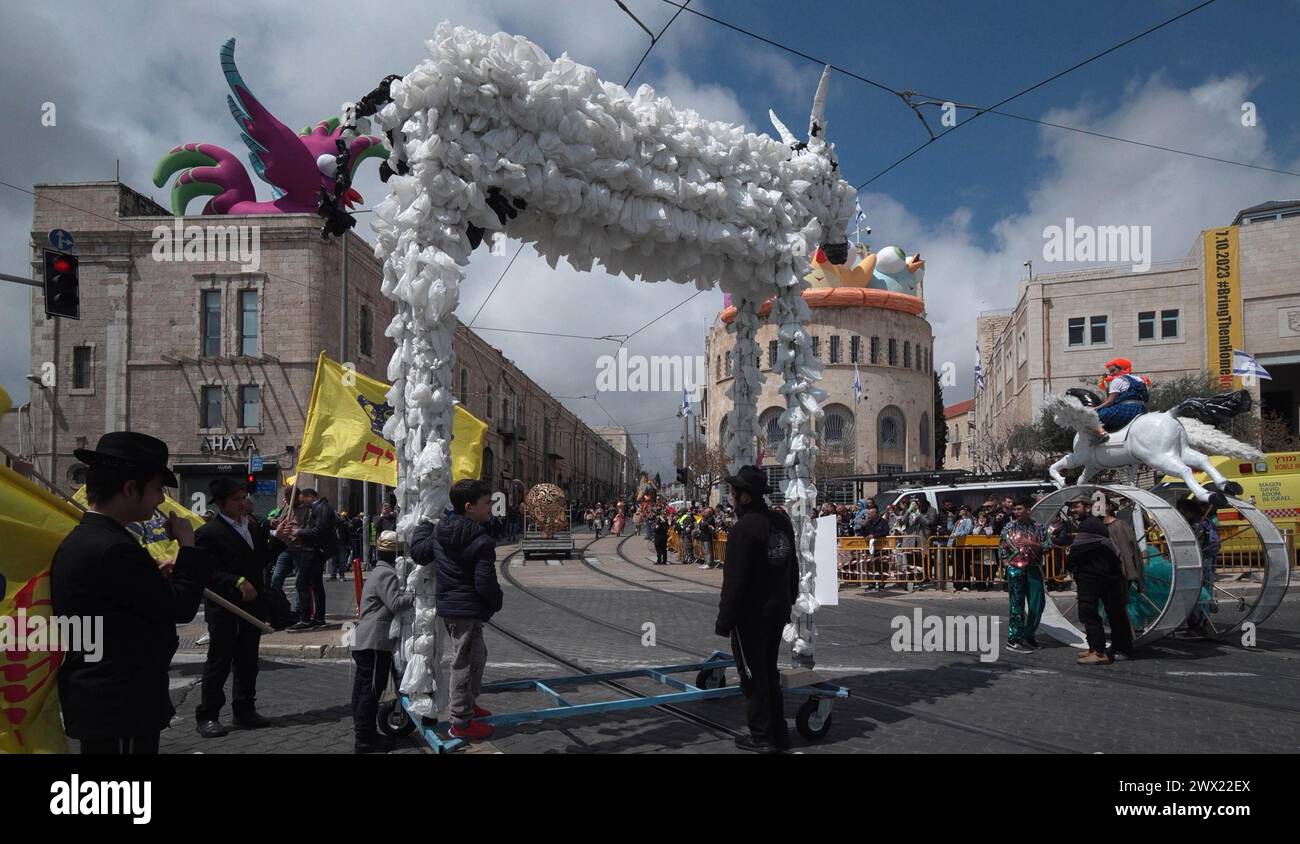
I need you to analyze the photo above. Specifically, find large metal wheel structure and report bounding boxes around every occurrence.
[1031,484,1204,648]
[1146,487,1291,640]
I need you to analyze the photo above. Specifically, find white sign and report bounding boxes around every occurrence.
[1278,307,1300,338]
[814,515,838,606]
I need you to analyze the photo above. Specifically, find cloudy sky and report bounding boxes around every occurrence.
[2,0,1298,476]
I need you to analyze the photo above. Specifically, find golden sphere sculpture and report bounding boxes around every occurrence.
[525,483,568,538]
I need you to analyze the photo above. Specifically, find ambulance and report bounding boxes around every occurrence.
[1157,452,1300,565]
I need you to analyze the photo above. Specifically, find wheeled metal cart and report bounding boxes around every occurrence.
[378,651,850,753]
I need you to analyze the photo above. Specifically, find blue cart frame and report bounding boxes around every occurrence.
[396,651,850,753]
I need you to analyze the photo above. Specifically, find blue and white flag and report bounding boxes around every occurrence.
[974,344,986,393]
[681,387,692,416]
[1232,350,1271,380]
[853,361,863,405]
[854,198,866,223]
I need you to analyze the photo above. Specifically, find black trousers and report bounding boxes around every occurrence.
[731,616,789,742]
[80,733,161,754]
[654,541,668,563]
[351,649,394,740]
[295,553,327,622]
[1076,570,1134,654]
[197,609,262,722]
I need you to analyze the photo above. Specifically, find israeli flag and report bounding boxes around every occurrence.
[1232,350,1272,380]
[853,361,863,404]
[975,344,986,393]
[854,198,866,223]
[681,387,692,416]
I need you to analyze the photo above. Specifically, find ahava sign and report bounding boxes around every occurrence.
[201,434,257,454]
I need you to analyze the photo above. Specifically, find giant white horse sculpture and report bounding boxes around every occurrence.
[333,24,857,716]
[1044,388,1261,505]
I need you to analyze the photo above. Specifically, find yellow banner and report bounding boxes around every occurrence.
[1204,226,1242,390]
[296,353,488,487]
[0,465,81,753]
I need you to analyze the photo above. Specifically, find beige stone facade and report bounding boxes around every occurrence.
[1,181,629,513]
[704,292,936,501]
[972,203,1300,468]
[944,399,975,471]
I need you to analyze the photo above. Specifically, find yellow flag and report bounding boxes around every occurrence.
[297,353,489,486]
[452,404,489,483]
[0,383,11,416]
[297,353,398,486]
[72,486,203,566]
[0,465,80,753]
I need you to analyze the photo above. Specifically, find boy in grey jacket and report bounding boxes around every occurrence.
[350,531,414,753]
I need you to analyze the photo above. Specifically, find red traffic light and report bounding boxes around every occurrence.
[52,257,73,274]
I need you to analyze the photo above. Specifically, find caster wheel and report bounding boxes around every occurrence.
[378,699,416,738]
[695,668,726,689]
[796,698,832,741]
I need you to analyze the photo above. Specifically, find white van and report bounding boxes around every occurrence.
[884,480,1058,514]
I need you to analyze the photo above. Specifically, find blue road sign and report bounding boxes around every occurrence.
[256,480,276,495]
[250,455,264,472]
[48,229,75,252]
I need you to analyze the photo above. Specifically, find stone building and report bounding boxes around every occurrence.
[943,399,975,472]
[704,276,936,502]
[972,201,1300,469]
[1,180,627,513]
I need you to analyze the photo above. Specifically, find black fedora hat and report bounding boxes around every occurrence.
[724,465,768,498]
[74,431,179,488]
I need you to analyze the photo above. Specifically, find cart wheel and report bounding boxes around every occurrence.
[378,699,416,738]
[695,668,726,689]
[796,698,832,740]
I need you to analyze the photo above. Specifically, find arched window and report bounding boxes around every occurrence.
[919,413,931,464]
[821,403,854,446]
[877,405,906,461]
[759,407,782,448]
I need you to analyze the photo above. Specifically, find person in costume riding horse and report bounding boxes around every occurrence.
[1090,358,1150,444]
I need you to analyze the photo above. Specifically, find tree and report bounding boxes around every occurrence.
[679,441,731,502]
[933,371,948,470]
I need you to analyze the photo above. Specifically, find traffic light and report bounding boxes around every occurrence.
[246,472,257,494]
[676,467,688,484]
[42,249,80,319]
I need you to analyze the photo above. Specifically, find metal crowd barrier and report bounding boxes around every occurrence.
[836,536,929,586]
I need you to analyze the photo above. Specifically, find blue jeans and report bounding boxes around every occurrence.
[331,546,351,578]
[271,550,296,591]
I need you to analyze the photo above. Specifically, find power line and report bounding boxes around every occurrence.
[620,288,705,345]
[854,0,1221,188]
[472,325,625,342]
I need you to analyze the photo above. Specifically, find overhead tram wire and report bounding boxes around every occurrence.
[461,1,692,336]
[854,0,1222,188]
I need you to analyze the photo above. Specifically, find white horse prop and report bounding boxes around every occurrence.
[1044,388,1262,505]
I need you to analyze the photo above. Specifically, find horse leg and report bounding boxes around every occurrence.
[1048,452,1078,488]
[1183,448,1242,496]
[1164,457,1220,505]
[1077,464,1098,485]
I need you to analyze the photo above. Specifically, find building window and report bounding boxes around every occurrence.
[1090,315,1108,345]
[239,385,261,428]
[888,338,898,366]
[460,369,468,402]
[1138,311,1155,341]
[1161,309,1180,339]
[919,413,930,463]
[239,290,259,356]
[878,405,905,454]
[829,335,841,364]
[870,336,880,365]
[822,404,853,445]
[201,385,222,429]
[359,304,374,357]
[482,448,494,483]
[904,341,912,369]
[486,386,493,418]
[201,290,221,357]
[716,355,721,379]
[760,407,782,451]
[768,339,778,369]
[812,336,821,359]
[1068,317,1085,346]
[72,346,92,390]
[850,336,861,363]
[725,351,733,376]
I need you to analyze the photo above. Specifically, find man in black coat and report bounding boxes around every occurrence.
[286,489,336,630]
[1068,515,1135,665]
[51,432,212,754]
[715,465,798,753]
[193,477,274,737]
[408,479,502,741]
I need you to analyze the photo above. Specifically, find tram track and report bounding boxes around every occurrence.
[604,535,1300,714]
[508,535,1088,753]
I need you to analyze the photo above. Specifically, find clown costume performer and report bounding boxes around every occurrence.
[1000,505,1051,653]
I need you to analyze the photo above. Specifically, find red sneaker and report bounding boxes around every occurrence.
[449,720,495,740]
[473,705,492,718]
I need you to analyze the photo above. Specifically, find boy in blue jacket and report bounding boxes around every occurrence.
[409,479,503,741]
